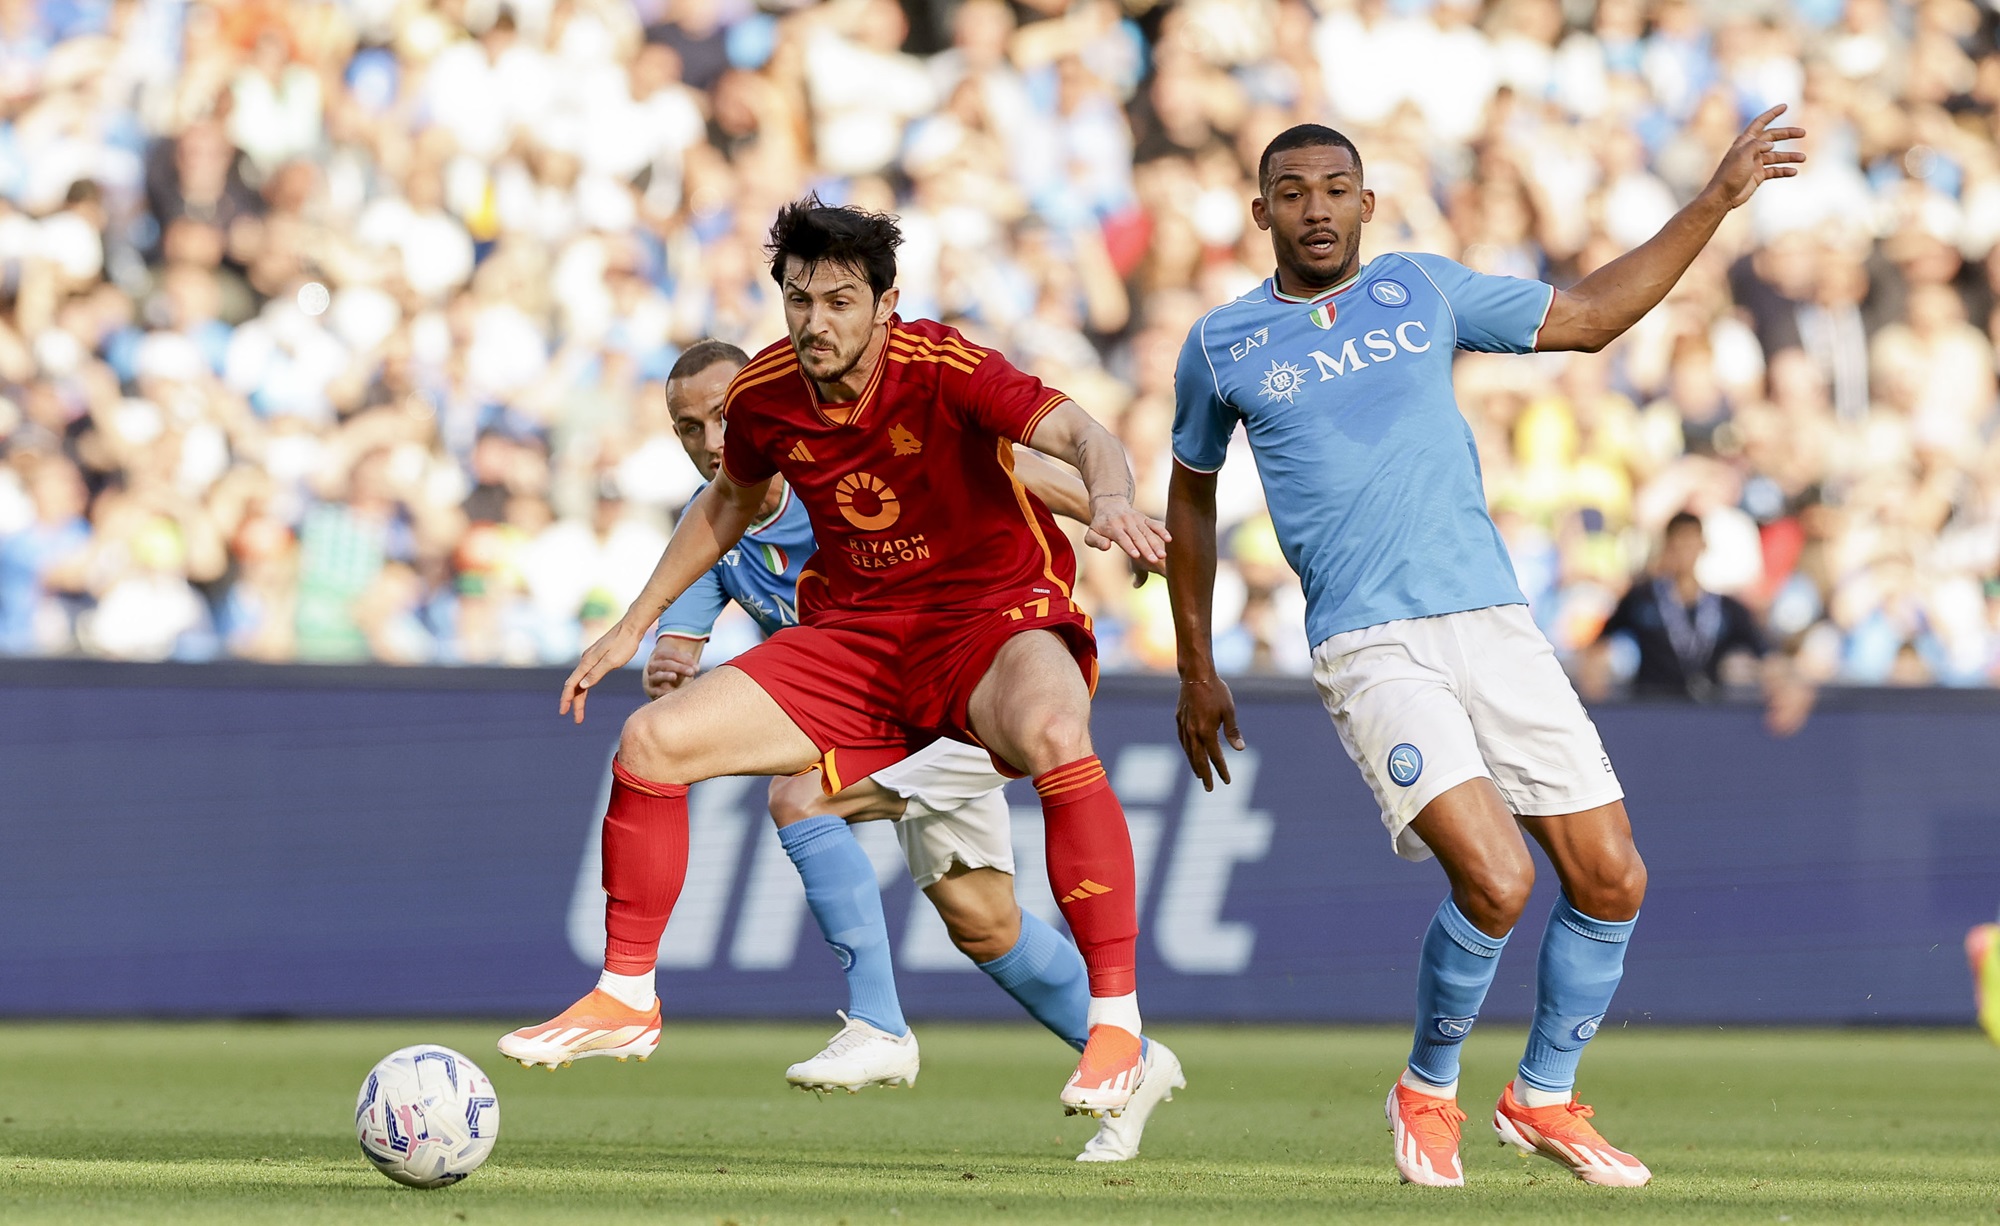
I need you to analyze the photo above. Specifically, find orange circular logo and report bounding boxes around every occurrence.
[834,471,900,531]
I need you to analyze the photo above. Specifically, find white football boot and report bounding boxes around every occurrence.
[1076,1039,1184,1162]
[785,1012,920,1092]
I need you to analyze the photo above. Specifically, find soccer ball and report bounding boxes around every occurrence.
[354,1044,499,1188]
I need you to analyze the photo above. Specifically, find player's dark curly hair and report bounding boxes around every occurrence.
[765,194,903,299]
[1258,124,1364,195]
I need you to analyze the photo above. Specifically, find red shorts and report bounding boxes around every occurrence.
[726,592,1097,791]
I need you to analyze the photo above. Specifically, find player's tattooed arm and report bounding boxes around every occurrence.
[1538,105,1805,353]
[1165,461,1244,791]
[1010,446,1163,581]
[1023,400,1171,566]
[560,474,768,723]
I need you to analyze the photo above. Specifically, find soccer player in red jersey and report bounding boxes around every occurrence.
[500,198,1171,1116]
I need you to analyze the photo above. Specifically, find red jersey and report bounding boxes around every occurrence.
[720,317,1077,618]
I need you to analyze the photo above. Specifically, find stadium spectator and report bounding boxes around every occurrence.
[0,0,1995,692]
[1582,510,1813,734]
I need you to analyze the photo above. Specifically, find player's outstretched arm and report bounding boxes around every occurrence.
[560,473,768,723]
[1023,400,1170,566]
[1010,445,1165,582]
[1537,105,1805,354]
[1166,461,1244,790]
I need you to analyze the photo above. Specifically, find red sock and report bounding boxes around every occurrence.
[1036,756,1138,996]
[601,758,691,975]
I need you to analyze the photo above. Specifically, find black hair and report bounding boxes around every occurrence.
[668,338,749,383]
[1258,124,1364,195]
[765,194,902,299]
[1665,510,1704,537]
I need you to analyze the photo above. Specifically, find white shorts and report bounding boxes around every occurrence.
[1312,604,1624,862]
[870,738,1015,889]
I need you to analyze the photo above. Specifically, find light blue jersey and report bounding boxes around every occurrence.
[657,483,815,640]
[1172,251,1553,648]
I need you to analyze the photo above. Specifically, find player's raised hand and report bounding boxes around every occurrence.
[561,616,649,724]
[1707,105,1806,210]
[1175,670,1245,791]
[1087,496,1170,567]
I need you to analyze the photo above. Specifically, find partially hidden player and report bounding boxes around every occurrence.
[1166,111,1805,1186]
[501,197,1172,1118]
[633,338,1181,1160]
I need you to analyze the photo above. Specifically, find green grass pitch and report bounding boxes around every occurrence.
[1,1020,1997,1224]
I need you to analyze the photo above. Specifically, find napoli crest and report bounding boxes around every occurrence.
[1435,1016,1475,1039]
[1387,743,1423,787]
[1260,358,1308,404]
[1573,1014,1604,1042]
[1370,279,1410,308]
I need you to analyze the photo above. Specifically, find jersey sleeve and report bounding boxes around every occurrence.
[947,343,1070,443]
[1170,316,1236,473]
[656,566,728,640]
[1399,252,1555,355]
[719,395,778,487]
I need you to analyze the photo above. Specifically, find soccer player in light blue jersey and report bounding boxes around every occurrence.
[636,340,1181,1162]
[1167,111,1805,1188]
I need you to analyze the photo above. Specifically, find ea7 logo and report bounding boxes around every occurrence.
[1229,328,1270,361]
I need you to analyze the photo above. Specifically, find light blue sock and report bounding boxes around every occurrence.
[777,816,906,1037]
[1408,897,1509,1086]
[1518,895,1637,1094]
[978,909,1091,1053]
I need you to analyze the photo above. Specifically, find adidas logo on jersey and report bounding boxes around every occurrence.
[788,441,814,463]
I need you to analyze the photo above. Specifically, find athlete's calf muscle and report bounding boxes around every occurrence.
[619,664,820,785]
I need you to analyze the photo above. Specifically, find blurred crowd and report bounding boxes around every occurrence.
[3,0,2000,687]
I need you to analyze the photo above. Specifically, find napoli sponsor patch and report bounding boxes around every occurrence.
[1573,1014,1604,1042]
[1434,1015,1476,1039]
[1370,279,1410,307]
[1387,743,1423,787]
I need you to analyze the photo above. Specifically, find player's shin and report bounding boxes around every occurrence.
[600,759,692,1002]
[1037,755,1146,1113]
[499,759,680,1067]
[1517,895,1636,1101]
[977,908,1091,1052]
[1407,897,1509,1095]
[1035,757,1140,1011]
[779,815,907,1036]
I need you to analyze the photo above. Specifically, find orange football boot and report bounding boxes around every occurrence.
[1060,1024,1143,1116]
[1493,1082,1651,1187]
[1385,1082,1467,1187]
[497,988,660,1069]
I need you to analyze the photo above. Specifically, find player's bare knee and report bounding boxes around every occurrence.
[618,705,692,785]
[1573,852,1647,921]
[1017,705,1094,774]
[1460,859,1535,935]
[944,901,1019,962]
[948,917,1015,963]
